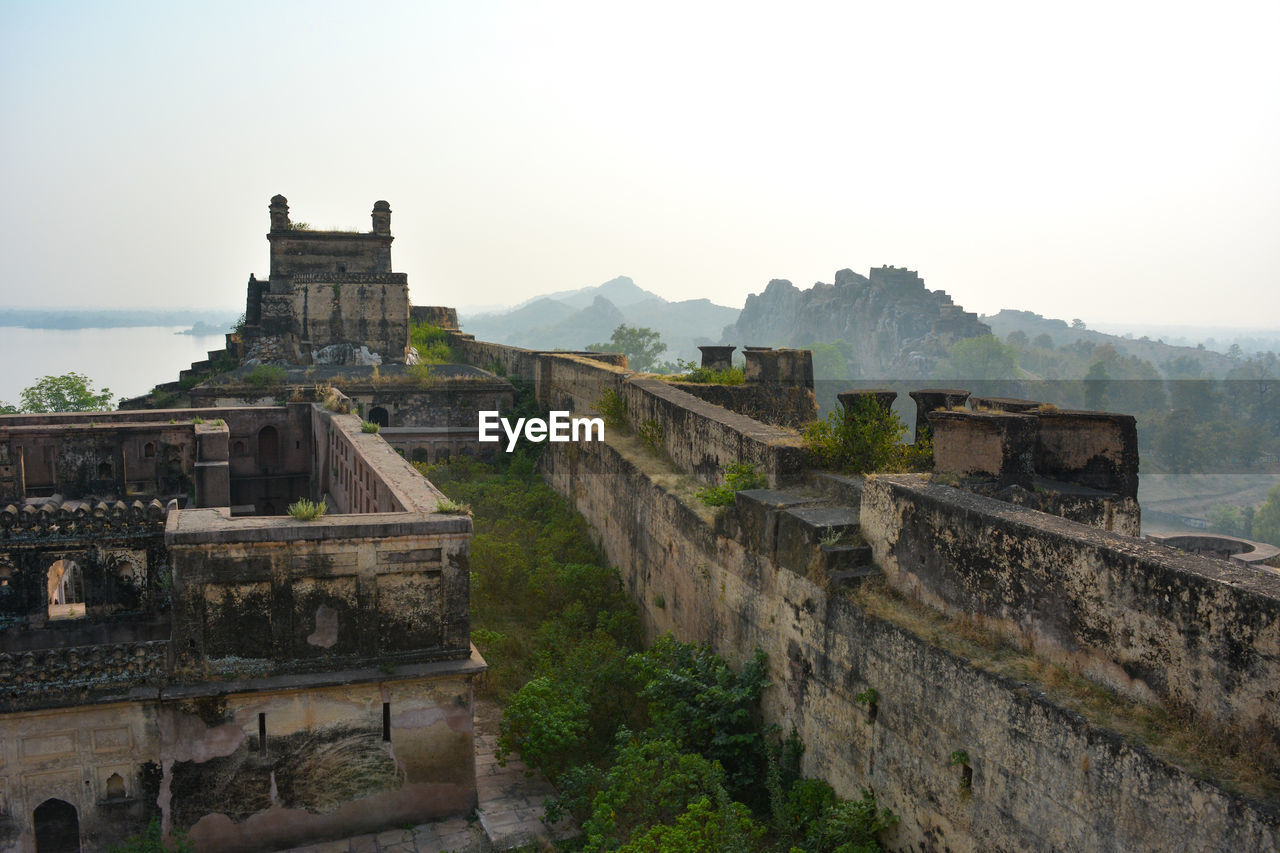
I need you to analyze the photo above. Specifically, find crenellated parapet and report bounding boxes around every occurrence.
[0,498,167,543]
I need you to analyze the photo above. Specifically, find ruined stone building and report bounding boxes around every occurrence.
[0,396,482,851]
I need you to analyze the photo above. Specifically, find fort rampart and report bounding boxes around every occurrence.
[450,332,1280,851]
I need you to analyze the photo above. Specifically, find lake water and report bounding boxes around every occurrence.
[0,326,227,406]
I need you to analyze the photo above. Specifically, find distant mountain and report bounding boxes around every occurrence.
[722,266,990,378]
[513,276,663,310]
[0,308,238,331]
[460,277,739,364]
[983,310,1237,378]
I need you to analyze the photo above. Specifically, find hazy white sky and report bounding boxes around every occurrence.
[2,1,1277,325]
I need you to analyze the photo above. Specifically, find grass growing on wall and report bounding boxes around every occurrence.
[410,322,454,365]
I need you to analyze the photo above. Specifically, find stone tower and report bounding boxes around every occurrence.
[240,196,411,365]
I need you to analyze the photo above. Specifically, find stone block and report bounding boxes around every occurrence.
[698,345,736,371]
[930,410,1036,488]
[776,505,859,574]
[907,388,970,443]
[733,489,819,559]
[837,389,897,416]
[1034,410,1138,499]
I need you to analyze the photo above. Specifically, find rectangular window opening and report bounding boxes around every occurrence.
[258,712,267,754]
[382,702,391,741]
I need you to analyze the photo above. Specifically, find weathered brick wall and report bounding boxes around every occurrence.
[860,474,1280,734]
[539,436,1280,852]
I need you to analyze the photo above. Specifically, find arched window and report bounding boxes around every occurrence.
[105,773,126,799]
[47,559,85,620]
[258,426,279,469]
[142,442,155,459]
[97,461,112,480]
[34,798,80,852]
[368,407,389,428]
[233,440,246,455]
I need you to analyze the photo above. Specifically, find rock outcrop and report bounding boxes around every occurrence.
[723,266,990,378]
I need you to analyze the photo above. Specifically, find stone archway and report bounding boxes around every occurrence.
[46,559,85,620]
[33,798,80,852]
[368,407,390,428]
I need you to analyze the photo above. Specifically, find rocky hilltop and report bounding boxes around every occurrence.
[723,266,990,377]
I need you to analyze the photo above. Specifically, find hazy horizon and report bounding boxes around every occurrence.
[3,2,1277,327]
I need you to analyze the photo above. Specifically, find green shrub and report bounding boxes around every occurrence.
[670,358,746,385]
[696,462,767,506]
[593,388,629,432]
[361,420,380,434]
[803,395,932,474]
[435,497,472,515]
[638,419,664,453]
[287,498,327,520]
[245,363,287,387]
[410,323,454,364]
[109,817,192,853]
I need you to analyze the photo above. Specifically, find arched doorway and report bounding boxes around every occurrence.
[34,798,80,852]
[47,559,85,620]
[258,426,280,469]
[368,407,389,428]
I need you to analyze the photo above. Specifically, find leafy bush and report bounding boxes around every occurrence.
[670,358,746,385]
[696,462,767,506]
[287,498,326,520]
[804,395,931,474]
[410,322,454,364]
[638,419,664,453]
[109,817,192,853]
[361,420,380,434]
[593,388,629,432]
[245,363,287,387]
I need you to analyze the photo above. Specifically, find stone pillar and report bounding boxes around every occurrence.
[371,200,392,235]
[776,348,815,389]
[930,410,1037,488]
[1034,410,1139,499]
[269,194,290,232]
[837,389,898,418]
[194,422,230,508]
[698,345,736,372]
[908,388,971,443]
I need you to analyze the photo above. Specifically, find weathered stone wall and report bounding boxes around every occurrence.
[539,435,1280,852]
[860,475,1280,734]
[446,336,809,487]
[409,306,459,330]
[314,406,451,515]
[292,275,410,362]
[0,660,483,853]
[666,382,817,428]
[166,513,470,677]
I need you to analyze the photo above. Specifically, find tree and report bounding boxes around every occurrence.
[1071,318,1086,330]
[1083,361,1110,410]
[1253,485,1280,547]
[944,335,1019,381]
[587,325,667,373]
[1,372,113,413]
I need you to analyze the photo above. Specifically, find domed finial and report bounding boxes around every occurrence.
[371,200,391,235]
[269,195,290,232]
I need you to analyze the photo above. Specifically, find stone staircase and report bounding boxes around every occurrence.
[731,472,880,589]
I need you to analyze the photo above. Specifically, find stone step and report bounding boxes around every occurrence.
[819,542,873,572]
[828,564,884,589]
[776,505,860,574]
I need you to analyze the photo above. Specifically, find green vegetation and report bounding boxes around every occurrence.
[695,462,767,507]
[0,372,114,413]
[804,395,931,474]
[670,357,746,385]
[410,322,454,365]
[109,817,192,853]
[361,420,381,434]
[638,419,664,454]
[286,498,327,521]
[587,324,668,373]
[419,451,895,850]
[593,388,629,432]
[288,221,313,230]
[434,496,472,515]
[245,363,287,387]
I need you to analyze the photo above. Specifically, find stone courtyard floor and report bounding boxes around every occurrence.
[280,701,575,853]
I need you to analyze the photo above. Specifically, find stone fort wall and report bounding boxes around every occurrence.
[449,332,1280,850]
